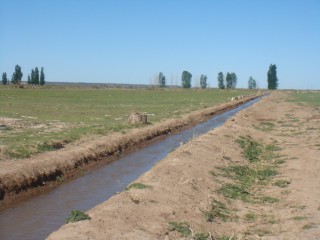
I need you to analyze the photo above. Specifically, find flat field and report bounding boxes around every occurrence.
[289,90,320,106]
[0,86,257,159]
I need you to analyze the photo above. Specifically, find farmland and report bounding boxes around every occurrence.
[0,86,257,159]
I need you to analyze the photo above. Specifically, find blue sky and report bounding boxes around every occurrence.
[1,0,319,89]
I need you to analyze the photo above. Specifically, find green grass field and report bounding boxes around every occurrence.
[289,91,320,106]
[0,86,257,159]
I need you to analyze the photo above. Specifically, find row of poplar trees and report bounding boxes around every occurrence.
[27,67,45,85]
[217,64,278,90]
[157,71,208,89]
[1,65,45,85]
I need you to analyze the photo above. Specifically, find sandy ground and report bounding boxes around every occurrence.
[47,92,320,240]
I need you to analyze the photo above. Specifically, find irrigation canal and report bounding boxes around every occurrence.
[0,97,261,240]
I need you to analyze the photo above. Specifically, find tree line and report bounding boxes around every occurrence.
[2,64,46,86]
[156,64,278,90]
[2,64,278,89]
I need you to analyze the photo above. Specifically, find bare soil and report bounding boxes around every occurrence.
[0,95,259,210]
[47,92,320,240]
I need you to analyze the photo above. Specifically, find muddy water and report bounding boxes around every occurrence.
[0,98,261,240]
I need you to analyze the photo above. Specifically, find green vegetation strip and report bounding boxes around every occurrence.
[0,86,257,159]
[218,136,281,203]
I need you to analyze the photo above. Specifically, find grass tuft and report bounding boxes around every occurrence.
[168,221,191,237]
[194,232,209,240]
[218,184,250,201]
[66,210,91,223]
[273,179,291,188]
[220,165,277,186]
[245,212,256,223]
[258,196,279,204]
[203,199,230,222]
[303,223,316,229]
[236,136,262,162]
[126,182,151,190]
[255,122,275,132]
[292,216,308,221]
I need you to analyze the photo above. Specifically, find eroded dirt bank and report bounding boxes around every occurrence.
[0,95,260,210]
[48,92,320,240]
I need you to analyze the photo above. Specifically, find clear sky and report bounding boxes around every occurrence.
[1,0,319,89]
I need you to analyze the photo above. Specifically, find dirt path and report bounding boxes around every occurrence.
[47,92,320,240]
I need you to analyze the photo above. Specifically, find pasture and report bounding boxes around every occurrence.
[0,86,257,159]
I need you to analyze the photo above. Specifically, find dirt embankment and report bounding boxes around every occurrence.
[48,92,320,240]
[0,95,261,211]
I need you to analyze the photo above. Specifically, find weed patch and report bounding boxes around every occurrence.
[126,182,151,190]
[255,122,275,132]
[275,159,286,164]
[218,136,281,204]
[220,165,277,186]
[292,216,308,221]
[290,205,306,210]
[245,212,256,222]
[218,184,250,202]
[202,199,230,222]
[194,232,209,240]
[258,196,279,204]
[168,221,191,237]
[273,180,291,188]
[261,214,277,224]
[251,228,272,236]
[66,210,91,223]
[303,223,317,230]
[217,237,234,240]
[236,136,282,163]
[236,136,262,162]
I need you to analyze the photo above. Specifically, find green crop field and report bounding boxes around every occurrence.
[0,86,257,159]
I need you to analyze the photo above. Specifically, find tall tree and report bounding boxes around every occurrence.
[226,72,232,89]
[40,67,45,86]
[11,65,23,84]
[248,76,257,89]
[34,67,40,85]
[31,69,35,84]
[230,72,237,89]
[267,64,278,89]
[27,75,31,85]
[158,72,166,88]
[200,74,207,89]
[217,72,225,89]
[181,71,192,88]
[2,72,8,85]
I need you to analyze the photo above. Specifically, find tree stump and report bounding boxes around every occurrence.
[128,113,148,124]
